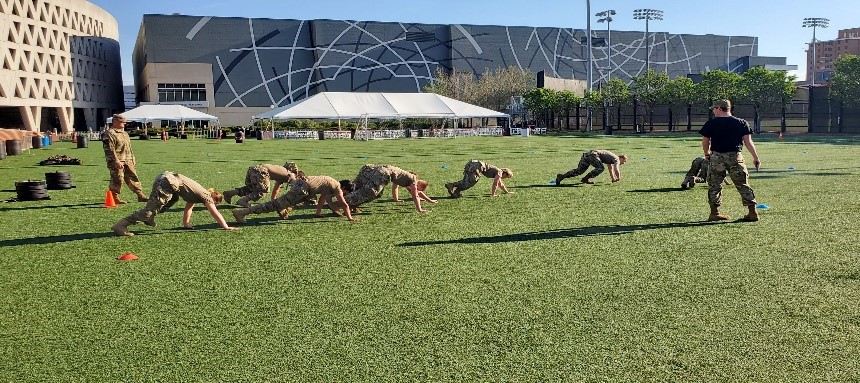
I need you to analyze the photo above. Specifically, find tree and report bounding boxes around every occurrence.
[738,67,796,133]
[601,78,631,134]
[630,69,669,131]
[423,68,478,104]
[698,70,742,112]
[830,54,860,106]
[478,66,535,111]
[664,76,696,131]
[556,90,582,130]
[425,66,534,112]
[523,88,559,128]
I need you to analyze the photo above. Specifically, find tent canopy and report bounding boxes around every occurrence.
[113,105,219,123]
[253,92,509,120]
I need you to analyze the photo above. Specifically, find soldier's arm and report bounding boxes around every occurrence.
[392,184,401,202]
[271,181,284,200]
[203,202,237,231]
[742,135,761,170]
[408,184,429,213]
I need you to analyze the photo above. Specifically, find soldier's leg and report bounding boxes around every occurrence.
[706,153,731,220]
[453,161,482,192]
[108,165,126,203]
[726,154,756,207]
[122,161,147,201]
[560,154,591,179]
[583,155,605,181]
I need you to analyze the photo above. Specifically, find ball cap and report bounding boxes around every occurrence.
[711,99,731,110]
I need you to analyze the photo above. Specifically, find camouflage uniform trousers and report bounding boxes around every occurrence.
[682,157,709,188]
[344,165,388,207]
[561,151,605,180]
[124,172,182,223]
[227,165,270,202]
[245,181,310,219]
[707,151,756,207]
[108,159,143,195]
[451,160,485,192]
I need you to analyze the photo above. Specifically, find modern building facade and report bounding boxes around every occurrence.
[0,0,124,133]
[134,14,773,126]
[807,27,860,84]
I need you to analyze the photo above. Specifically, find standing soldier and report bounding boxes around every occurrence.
[444,160,514,198]
[555,150,627,185]
[700,99,761,222]
[222,162,300,207]
[102,114,147,203]
[345,164,431,213]
[232,172,357,223]
[111,171,237,236]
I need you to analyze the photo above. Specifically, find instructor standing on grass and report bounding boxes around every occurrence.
[700,99,761,222]
[102,114,147,203]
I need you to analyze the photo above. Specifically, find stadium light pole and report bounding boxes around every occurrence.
[633,8,663,73]
[586,0,592,91]
[803,17,829,86]
[596,10,615,81]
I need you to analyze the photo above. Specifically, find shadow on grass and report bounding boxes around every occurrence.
[0,232,116,246]
[398,220,731,246]
[0,202,103,211]
[627,187,687,193]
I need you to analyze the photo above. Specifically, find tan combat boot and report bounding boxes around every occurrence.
[223,190,238,204]
[708,204,731,221]
[236,196,252,208]
[135,190,148,202]
[741,205,759,222]
[232,208,250,224]
[278,207,293,220]
[111,218,134,236]
[112,191,128,204]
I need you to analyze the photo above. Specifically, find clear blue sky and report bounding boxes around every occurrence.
[89,0,859,85]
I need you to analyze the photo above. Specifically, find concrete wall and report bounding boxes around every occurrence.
[133,14,761,126]
[0,0,124,132]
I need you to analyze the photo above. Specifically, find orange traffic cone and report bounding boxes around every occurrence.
[71,133,77,143]
[103,190,117,208]
[117,253,139,261]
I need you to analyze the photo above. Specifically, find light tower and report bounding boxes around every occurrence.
[633,8,663,73]
[803,17,830,86]
[596,9,616,81]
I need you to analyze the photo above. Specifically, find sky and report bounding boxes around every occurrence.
[88,0,860,85]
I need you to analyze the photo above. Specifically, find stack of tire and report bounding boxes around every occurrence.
[15,180,50,201]
[45,171,75,190]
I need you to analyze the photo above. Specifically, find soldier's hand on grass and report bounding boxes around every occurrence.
[223,226,238,231]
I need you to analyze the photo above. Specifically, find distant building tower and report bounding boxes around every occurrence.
[807,27,860,84]
[0,0,124,132]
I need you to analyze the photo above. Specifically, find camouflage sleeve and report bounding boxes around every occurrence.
[102,133,118,163]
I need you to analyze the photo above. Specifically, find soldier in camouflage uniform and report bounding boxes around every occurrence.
[555,150,627,185]
[681,156,732,189]
[232,173,357,223]
[111,171,237,236]
[222,162,299,207]
[444,160,513,198]
[700,99,761,222]
[102,114,147,203]
[681,156,709,189]
[344,164,431,213]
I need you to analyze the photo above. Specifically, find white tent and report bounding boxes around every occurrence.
[113,105,219,124]
[253,92,509,120]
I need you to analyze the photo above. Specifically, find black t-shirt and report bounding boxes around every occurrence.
[699,116,753,153]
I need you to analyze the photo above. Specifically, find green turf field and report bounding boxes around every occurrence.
[1,132,858,381]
